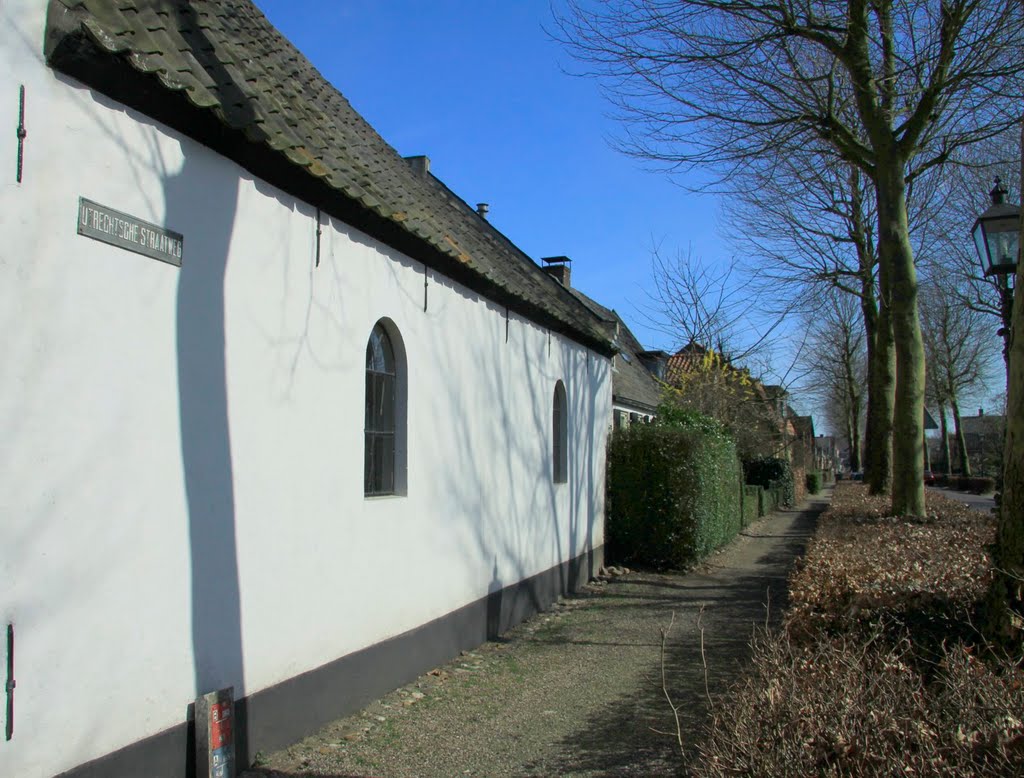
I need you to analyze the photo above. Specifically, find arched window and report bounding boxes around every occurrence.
[552,380,568,483]
[365,323,398,495]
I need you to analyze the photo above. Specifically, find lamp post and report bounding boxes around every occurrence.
[971,177,1020,375]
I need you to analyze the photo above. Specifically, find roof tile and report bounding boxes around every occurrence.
[46,0,613,353]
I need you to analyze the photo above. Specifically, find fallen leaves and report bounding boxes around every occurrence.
[693,482,1024,777]
[786,483,995,639]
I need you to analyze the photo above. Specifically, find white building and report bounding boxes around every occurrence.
[1,2,613,775]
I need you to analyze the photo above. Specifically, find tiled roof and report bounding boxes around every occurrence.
[567,288,662,411]
[960,413,1004,436]
[44,0,614,355]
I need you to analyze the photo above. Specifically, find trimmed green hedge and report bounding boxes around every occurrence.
[742,485,761,526]
[759,486,782,516]
[744,456,795,506]
[957,476,996,494]
[806,471,822,495]
[607,415,742,570]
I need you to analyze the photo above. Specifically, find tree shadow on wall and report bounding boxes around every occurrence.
[163,4,267,773]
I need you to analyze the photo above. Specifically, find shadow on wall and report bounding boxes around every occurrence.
[163,4,265,771]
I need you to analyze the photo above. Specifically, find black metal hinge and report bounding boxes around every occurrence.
[314,208,322,267]
[5,623,14,741]
[16,85,27,184]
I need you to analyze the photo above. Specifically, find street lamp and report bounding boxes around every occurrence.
[972,177,1020,371]
[972,177,1020,277]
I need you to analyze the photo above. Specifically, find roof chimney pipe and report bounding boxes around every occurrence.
[541,256,572,287]
[476,203,490,219]
[403,155,431,177]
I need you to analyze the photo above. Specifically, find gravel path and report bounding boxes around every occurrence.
[244,493,827,777]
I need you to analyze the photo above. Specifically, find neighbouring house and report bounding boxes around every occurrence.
[814,435,843,473]
[664,343,795,459]
[540,256,665,429]
[960,409,1006,476]
[2,2,614,776]
[790,414,816,469]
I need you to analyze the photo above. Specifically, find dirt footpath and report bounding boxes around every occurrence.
[244,493,828,777]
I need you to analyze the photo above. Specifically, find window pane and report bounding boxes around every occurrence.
[364,433,375,493]
[553,382,567,483]
[378,374,395,429]
[379,433,395,493]
[366,326,395,374]
[365,323,399,496]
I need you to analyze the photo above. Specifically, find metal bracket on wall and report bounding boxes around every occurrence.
[505,307,510,343]
[314,208,322,267]
[5,624,14,741]
[423,264,429,312]
[16,85,27,184]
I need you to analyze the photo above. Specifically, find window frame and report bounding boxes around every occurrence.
[364,320,407,497]
[552,380,568,483]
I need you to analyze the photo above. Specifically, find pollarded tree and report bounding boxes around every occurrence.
[558,1,1024,515]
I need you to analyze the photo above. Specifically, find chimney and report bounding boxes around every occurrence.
[403,155,431,177]
[476,203,490,219]
[541,256,572,287]
[979,407,984,416]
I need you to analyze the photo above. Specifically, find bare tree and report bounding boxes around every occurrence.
[727,153,896,493]
[920,278,1000,477]
[801,290,867,472]
[644,247,787,367]
[558,0,1024,515]
[913,136,1020,382]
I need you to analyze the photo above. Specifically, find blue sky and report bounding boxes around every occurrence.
[252,0,725,354]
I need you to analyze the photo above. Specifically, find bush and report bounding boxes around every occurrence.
[743,456,795,506]
[805,471,821,495]
[607,412,742,569]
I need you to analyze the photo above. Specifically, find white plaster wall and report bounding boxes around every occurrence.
[0,3,611,776]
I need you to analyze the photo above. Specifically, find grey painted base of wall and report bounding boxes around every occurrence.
[58,545,603,778]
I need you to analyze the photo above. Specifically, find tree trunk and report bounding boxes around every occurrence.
[877,166,925,516]
[845,412,857,472]
[864,276,894,494]
[844,344,863,473]
[938,403,951,476]
[849,402,862,473]
[950,396,971,478]
[986,122,1024,641]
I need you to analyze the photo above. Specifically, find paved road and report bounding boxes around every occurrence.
[246,492,829,777]
[928,486,996,513]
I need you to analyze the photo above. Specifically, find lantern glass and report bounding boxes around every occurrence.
[972,207,1020,276]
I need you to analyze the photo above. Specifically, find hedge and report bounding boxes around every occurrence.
[806,471,821,495]
[744,456,795,506]
[742,485,761,526]
[759,486,782,516]
[607,415,742,570]
[956,476,996,494]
